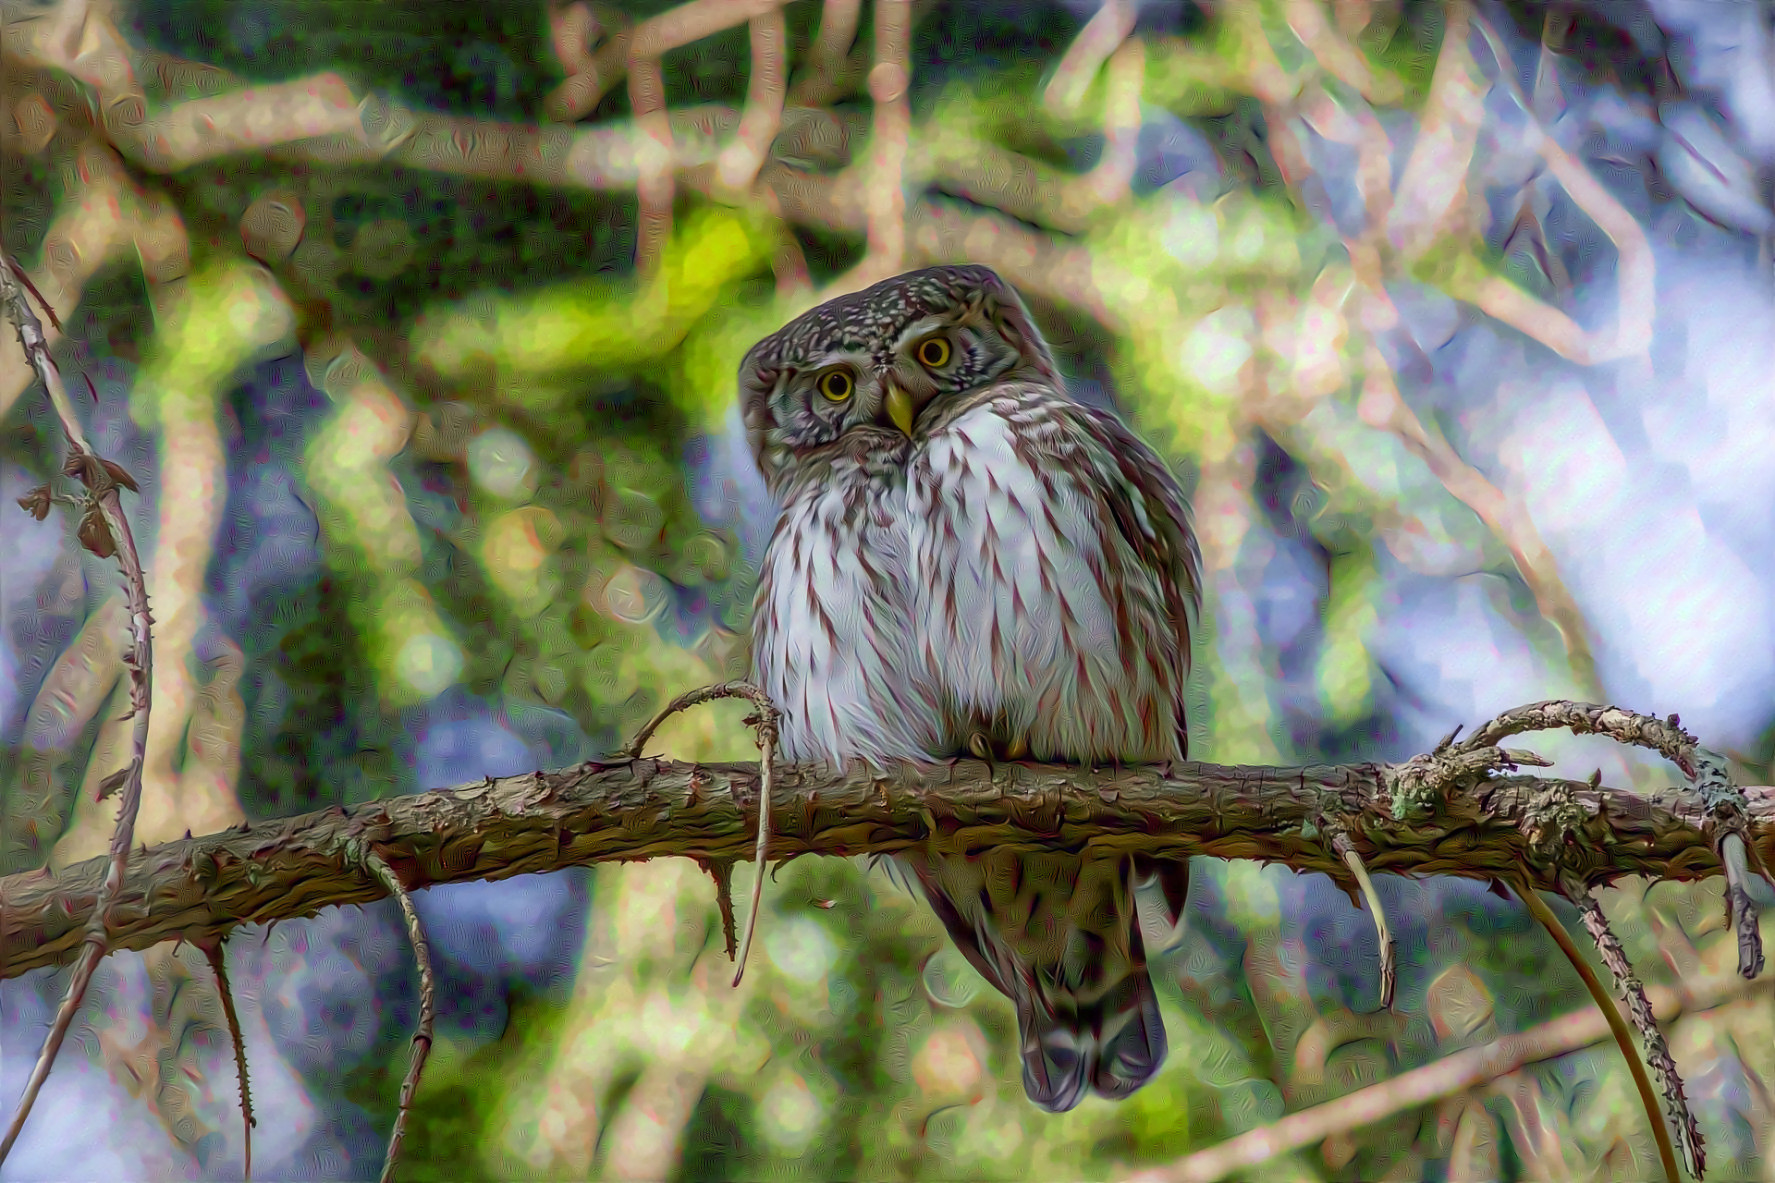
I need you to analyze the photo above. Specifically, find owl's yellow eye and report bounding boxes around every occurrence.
[817,369,854,401]
[916,336,953,368]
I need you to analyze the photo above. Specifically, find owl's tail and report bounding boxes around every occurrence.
[1016,964,1168,1112]
[898,852,1186,1113]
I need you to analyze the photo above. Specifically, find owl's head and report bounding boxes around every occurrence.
[739,265,1060,493]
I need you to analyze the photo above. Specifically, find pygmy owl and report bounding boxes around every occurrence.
[741,265,1201,1112]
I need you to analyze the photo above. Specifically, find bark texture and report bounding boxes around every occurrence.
[5,756,1766,980]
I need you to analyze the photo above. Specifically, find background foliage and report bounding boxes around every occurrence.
[3,0,1775,1179]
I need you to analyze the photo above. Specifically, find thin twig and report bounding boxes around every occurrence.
[1516,882,1682,1183]
[199,936,255,1182]
[1561,872,1705,1178]
[0,251,155,1167]
[625,0,791,265]
[5,261,63,332]
[627,53,674,274]
[1079,34,1145,209]
[788,0,863,106]
[1330,830,1395,1009]
[855,0,913,285]
[1044,0,1137,120]
[624,679,776,760]
[549,2,600,76]
[545,1,636,120]
[734,729,774,988]
[1128,966,1770,1183]
[1459,701,1701,778]
[1471,9,1655,364]
[713,7,789,200]
[1355,316,1600,691]
[1285,0,1403,104]
[1719,832,1765,979]
[1388,0,1482,261]
[363,851,436,1183]
[623,680,781,985]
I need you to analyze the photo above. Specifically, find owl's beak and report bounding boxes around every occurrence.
[884,382,916,437]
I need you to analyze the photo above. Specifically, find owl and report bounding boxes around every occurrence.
[741,265,1201,1113]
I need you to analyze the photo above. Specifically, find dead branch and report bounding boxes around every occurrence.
[1457,701,1702,784]
[1518,883,1682,1183]
[1720,832,1766,979]
[1130,964,1772,1183]
[0,252,156,1165]
[198,936,254,1183]
[5,727,1774,982]
[1455,704,1763,987]
[1562,872,1705,1178]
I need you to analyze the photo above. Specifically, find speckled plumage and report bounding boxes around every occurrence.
[741,265,1201,1112]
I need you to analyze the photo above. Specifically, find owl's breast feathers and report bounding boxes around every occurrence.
[751,462,940,767]
[907,387,1201,765]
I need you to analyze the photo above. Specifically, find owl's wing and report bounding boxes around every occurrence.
[1058,400,1204,757]
[1050,400,1200,942]
[915,388,1202,768]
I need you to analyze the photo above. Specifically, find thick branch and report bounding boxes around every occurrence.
[5,758,1769,981]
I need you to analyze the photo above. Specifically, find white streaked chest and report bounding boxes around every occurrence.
[751,476,936,765]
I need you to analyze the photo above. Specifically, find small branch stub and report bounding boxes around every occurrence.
[1331,828,1395,1009]
[698,857,740,961]
[1719,832,1765,979]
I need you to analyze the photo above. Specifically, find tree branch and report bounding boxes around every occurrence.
[0,249,156,1166]
[197,936,254,1183]
[1130,964,1771,1183]
[1563,873,1706,1178]
[4,745,1771,982]
[361,851,435,1183]
[1516,882,1682,1182]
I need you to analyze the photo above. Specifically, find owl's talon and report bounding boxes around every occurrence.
[968,732,993,762]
